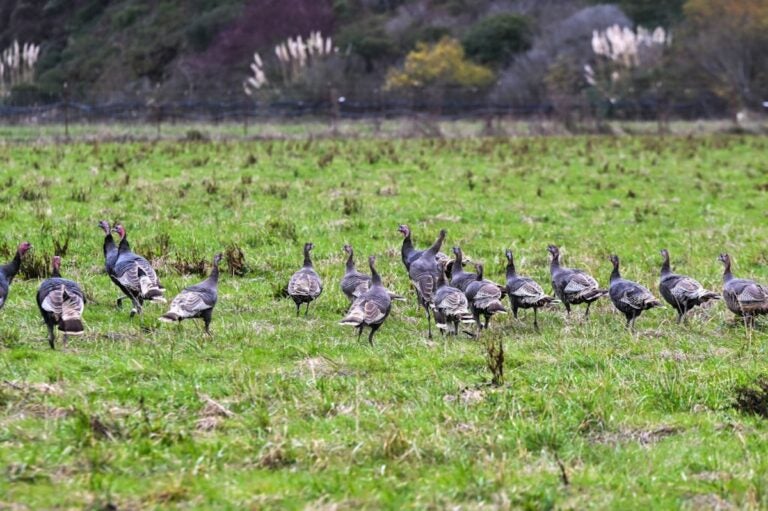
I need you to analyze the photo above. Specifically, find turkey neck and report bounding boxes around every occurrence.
[610,261,621,282]
[722,260,733,282]
[369,260,382,286]
[208,259,220,284]
[453,250,464,272]
[549,252,561,272]
[506,254,516,280]
[436,267,447,288]
[2,250,23,279]
[660,253,671,276]
[52,263,61,278]
[426,231,445,256]
[303,249,313,268]
[345,250,355,272]
[401,232,414,258]
[118,234,130,254]
[103,233,117,260]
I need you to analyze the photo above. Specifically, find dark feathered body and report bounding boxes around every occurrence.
[36,257,85,349]
[108,224,166,316]
[433,262,474,335]
[659,249,720,323]
[160,253,222,334]
[719,253,768,328]
[341,245,372,302]
[608,255,662,329]
[0,243,30,312]
[548,245,607,318]
[450,247,476,292]
[288,243,323,316]
[398,225,453,277]
[408,229,446,338]
[340,256,392,345]
[505,250,555,330]
[464,264,506,330]
[341,244,404,303]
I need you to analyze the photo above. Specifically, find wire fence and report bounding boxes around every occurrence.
[0,96,756,142]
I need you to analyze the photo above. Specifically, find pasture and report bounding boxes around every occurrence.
[1,135,768,509]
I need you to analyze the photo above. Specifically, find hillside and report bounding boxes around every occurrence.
[0,0,686,104]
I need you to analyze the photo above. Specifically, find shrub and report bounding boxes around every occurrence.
[384,37,494,91]
[462,14,532,66]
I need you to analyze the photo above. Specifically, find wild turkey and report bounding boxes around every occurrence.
[341,244,372,302]
[99,220,126,306]
[408,228,446,338]
[339,255,392,345]
[288,242,323,316]
[608,255,662,330]
[36,256,85,349]
[548,245,607,319]
[659,248,720,323]
[160,253,221,334]
[110,224,166,316]
[505,249,556,330]
[99,220,118,274]
[398,224,453,277]
[0,241,31,312]
[341,244,404,303]
[718,253,768,328]
[465,263,507,330]
[433,260,474,335]
[450,246,477,292]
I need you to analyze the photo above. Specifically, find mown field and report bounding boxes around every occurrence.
[1,135,768,509]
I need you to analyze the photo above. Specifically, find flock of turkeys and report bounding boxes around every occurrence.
[0,223,766,349]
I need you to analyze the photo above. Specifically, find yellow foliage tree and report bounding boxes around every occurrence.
[384,37,494,91]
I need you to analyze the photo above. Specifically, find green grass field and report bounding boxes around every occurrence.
[1,135,768,509]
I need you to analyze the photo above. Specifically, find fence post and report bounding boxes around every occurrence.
[63,82,69,141]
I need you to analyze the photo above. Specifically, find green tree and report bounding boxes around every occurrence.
[461,14,532,66]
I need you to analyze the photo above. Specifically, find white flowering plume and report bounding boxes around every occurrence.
[244,31,338,96]
[0,40,40,97]
[590,25,669,68]
[244,52,267,96]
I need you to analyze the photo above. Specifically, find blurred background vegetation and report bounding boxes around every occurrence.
[0,0,767,121]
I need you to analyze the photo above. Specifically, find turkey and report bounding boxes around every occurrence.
[433,260,474,336]
[398,224,453,277]
[450,246,477,292]
[339,255,392,345]
[340,244,404,303]
[659,248,720,323]
[608,255,662,330]
[0,241,31,312]
[160,253,222,334]
[505,249,556,330]
[465,263,507,330]
[99,220,126,306]
[288,242,323,316]
[408,228,446,338]
[718,253,768,329]
[341,244,371,302]
[110,224,166,316]
[36,256,85,349]
[548,245,607,319]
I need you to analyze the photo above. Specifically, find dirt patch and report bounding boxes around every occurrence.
[296,357,352,378]
[589,425,681,446]
[685,494,735,510]
[195,394,235,431]
[443,387,485,406]
[3,380,62,395]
